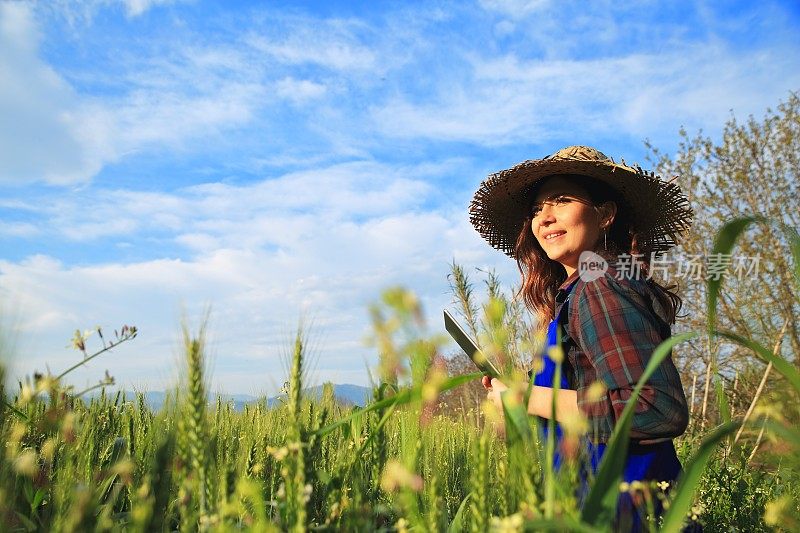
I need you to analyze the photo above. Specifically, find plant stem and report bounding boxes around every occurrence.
[733,319,789,446]
[2,399,28,420]
[56,333,136,381]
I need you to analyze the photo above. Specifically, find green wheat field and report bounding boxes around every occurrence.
[1,218,799,532]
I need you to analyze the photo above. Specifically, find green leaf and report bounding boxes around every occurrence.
[30,488,46,512]
[704,216,800,345]
[2,399,28,421]
[660,421,741,533]
[446,492,471,533]
[763,419,800,452]
[13,511,37,532]
[99,474,119,503]
[23,479,34,505]
[501,389,533,446]
[581,332,697,525]
[715,330,800,395]
[714,375,731,425]
[779,222,800,287]
[704,216,800,428]
[544,358,563,519]
[714,375,732,448]
[353,401,398,456]
[706,216,763,336]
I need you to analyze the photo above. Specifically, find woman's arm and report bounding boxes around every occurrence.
[528,383,579,421]
[483,377,580,422]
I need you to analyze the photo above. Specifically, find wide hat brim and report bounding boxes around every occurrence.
[469,145,693,258]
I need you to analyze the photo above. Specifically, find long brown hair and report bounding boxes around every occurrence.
[514,175,682,324]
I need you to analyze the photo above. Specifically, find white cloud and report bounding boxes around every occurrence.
[46,0,185,24]
[1,208,501,394]
[0,3,109,185]
[246,19,376,71]
[25,161,432,244]
[0,3,267,185]
[0,222,39,238]
[121,0,181,18]
[275,77,327,103]
[1,158,510,393]
[479,0,551,18]
[371,42,800,147]
[114,81,265,149]
[7,1,798,188]
[175,233,220,252]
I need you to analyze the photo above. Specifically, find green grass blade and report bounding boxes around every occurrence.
[763,419,800,450]
[446,492,471,533]
[706,216,763,335]
[714,375,731,425]
[660,421,741,533]
[2,399,28,420]
[544,360,562,519]
[715,330,800,395]
[705,216,799,346]
[13,512,37,532]
[581,331,697,525]
[353,401,398,456]
[501,388,533,446]
[779,222,800,286]
[313,388,411,437]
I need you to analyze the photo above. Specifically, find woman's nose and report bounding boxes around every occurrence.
[538,205,556,223]
[533,213,555,236]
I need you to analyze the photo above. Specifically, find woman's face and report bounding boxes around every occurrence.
[531,176,616,276]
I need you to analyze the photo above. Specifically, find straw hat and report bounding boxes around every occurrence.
[469,145,693,258]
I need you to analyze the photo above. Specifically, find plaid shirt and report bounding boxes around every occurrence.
[557,265,689,444]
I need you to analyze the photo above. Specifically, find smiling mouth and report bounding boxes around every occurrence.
[543,231,566,241]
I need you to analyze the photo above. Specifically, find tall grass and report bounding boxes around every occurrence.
[0,218,798,531]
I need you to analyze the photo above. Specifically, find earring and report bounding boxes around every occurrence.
[603,227,608,250]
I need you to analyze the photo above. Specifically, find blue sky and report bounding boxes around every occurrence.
[1,0,799,395]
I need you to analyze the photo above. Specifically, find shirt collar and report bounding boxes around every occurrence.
[555,270,580,305]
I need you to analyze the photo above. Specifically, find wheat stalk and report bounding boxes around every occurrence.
[286,326,308,531]
[733,319,789,446]
[182,324,210,524]
[470,430,489,533]
[449,261,480,339]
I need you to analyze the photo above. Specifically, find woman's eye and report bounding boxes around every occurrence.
[531,195,575,216]
[553,195,571,205]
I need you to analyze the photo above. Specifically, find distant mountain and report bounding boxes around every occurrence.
[91,384,372,412]
[267,383,372,408]
[304,383,372,406]
[85,390,175,412]
[141,391,260,412]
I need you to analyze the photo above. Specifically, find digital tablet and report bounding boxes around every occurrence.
[443,309,501,378]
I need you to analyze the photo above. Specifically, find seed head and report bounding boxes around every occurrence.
[13,449,38,477]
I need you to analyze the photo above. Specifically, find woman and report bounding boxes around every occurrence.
[469,145,693,528]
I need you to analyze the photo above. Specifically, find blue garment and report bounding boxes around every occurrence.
[531,313,571,467]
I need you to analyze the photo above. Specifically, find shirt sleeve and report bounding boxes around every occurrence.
[569,273,689,441]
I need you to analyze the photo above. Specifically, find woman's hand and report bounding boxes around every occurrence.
[481,375,508,411]
[482,376,510,438]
